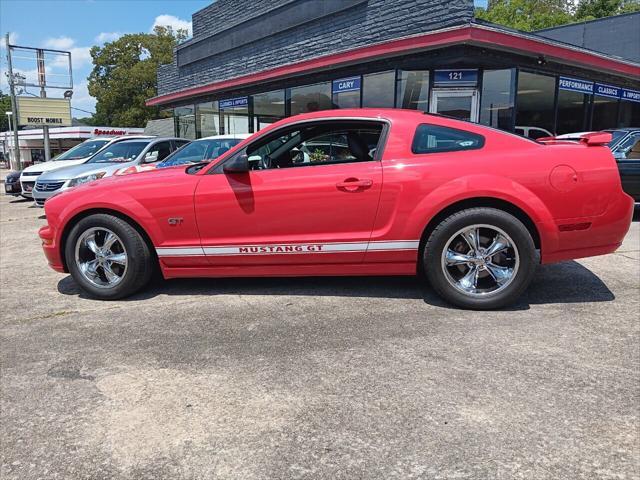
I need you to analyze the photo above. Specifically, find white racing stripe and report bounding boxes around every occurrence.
[156,240,419,257]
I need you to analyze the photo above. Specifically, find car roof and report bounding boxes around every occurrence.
[200,134,252,140]
[112,137,183,144]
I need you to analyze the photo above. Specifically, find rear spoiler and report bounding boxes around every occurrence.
[578,132,612,146]
[537,132,612,146]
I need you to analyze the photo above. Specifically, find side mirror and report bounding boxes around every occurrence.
[223,154,249,173]
[143,151,159,163]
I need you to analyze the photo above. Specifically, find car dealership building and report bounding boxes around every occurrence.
[147,0,640,140]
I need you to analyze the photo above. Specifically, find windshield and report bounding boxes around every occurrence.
[158,139,242,167]
[88,141,149,164]
[54,139,110,161]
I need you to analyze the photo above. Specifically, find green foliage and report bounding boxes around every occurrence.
[475,0,573,31]
[87,26,187,127]
[575,0,640,20]
[475,0,640,31]
[0,92,12,132]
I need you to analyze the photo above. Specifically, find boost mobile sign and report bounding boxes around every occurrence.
[17,97,72,127]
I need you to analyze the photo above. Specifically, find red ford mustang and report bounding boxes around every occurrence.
[39,109,634,309]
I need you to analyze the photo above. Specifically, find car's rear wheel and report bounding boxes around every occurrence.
[65,214,153,300]
[424,208,536,310]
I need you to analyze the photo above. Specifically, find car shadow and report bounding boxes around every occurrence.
[8,197,31,203]
[57,260,614,310]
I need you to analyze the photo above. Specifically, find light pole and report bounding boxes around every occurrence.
[6,33,22,170]
[5,111,16,168]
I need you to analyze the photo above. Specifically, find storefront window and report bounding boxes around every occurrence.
[219,97,250,135]
[196,101,220,138]
[555,78,594,135]
[174,106,197,140]
[290,82,332,116]
[253,90,285,131]
[362,71,395,108]
[591,96,619,131]
[396,70,429,111]
[618,99,640,128]
[479,69,514,131]
[515,71,556,137]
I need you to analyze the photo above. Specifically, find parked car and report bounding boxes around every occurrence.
[32,137,189,206]
[4,171,23,196]
[39,109,633,309]
[19,136,153,198]
[114,134,250,175]
[610,129,640,204]
[515,126,553,140]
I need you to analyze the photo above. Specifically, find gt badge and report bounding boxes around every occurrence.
[167,217,184,226]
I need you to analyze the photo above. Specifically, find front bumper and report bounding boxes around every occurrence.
[39,225,66,273]
[32,182,69,207]
[20,180,35,197]
[4,181,21,195]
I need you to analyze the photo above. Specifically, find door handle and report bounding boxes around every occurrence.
[336,178,373,191]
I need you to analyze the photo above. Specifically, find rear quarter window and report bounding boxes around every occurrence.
[412,124,485,154]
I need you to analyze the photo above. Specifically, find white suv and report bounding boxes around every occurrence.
[19,136,153,197]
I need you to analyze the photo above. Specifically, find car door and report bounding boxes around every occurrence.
[193,119,386,266]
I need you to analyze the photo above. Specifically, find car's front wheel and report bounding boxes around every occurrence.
[65,214,153,300]
[424,208,536,310]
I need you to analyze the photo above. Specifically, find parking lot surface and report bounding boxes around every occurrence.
[1,192,639,480]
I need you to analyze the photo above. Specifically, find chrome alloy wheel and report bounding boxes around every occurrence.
[74,227,128,288]
[440,224,519,297]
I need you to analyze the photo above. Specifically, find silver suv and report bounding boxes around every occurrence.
[33,137,189,206]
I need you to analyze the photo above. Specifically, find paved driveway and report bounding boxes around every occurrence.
[1,193,638,479]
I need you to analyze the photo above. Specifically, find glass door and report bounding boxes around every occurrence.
[429,89,479,122]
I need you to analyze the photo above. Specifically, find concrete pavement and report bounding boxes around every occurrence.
[1,193,638,479]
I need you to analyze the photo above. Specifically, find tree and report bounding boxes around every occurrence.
[0,92,12,132]
[575,0,640,20]
[475,0,640,30]
[87,26,187,127]
[475,0,573,31]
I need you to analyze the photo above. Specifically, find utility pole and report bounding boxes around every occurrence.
[5,33,22,170]
[36,47,51,162]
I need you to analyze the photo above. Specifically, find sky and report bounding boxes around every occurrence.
[0,0,487,117]
[0,0,211,116]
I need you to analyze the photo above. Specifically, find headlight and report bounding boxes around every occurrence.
[68,172,106,187]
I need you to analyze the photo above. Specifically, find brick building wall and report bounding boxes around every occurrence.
[157,0,474,98]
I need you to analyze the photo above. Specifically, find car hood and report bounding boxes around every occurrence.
[21,158,89,176]
[37,160,137,181]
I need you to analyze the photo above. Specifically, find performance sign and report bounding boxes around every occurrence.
[17,97,72,127]
[558,77,593,94]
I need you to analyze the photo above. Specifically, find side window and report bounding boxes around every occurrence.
[245,122,383,170]
[412,124,484,154]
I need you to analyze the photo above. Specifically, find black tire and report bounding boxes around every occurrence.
[423,208,536,310]
[65,214,153,300]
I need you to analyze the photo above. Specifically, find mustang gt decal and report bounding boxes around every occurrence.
[155,241,420,257]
